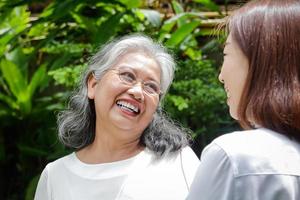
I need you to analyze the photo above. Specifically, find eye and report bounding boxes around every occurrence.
[119,71,136,84]
[144,81,160,95]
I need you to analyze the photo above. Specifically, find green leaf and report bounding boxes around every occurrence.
[161,12,204,32]
[28,22,51,39]
[119,0,142,9]
[5,47,28,76]
[0,93,19,110]
[70,12,98,37]
[165,20,201,47]
[171,1,185,27]
[48,64,85,87]
[169,95,189,111]
[25,175,40,200]
[27,65,47,98]
[138,9,161,27]
[48,54,73,70]
[0,59,27,98]
[0,6,30,56]
[94,12,124,46]
[192,0,220,12]
[185,47,202,60]
[172,0,184,14]
[40,0,82,20]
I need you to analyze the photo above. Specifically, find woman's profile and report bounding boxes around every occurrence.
[188,0,300,199]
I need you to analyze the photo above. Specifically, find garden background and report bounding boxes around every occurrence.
[0,0,244,199]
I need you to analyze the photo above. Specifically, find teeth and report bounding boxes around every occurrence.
[117,100,139,113]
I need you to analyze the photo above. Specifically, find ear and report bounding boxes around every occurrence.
[87,74,98,99]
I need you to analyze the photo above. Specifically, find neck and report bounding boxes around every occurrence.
[76,126,143,164]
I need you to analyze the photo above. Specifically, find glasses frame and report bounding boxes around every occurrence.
[94,68,163,97]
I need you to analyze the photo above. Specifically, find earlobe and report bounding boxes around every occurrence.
[87,74,98,99]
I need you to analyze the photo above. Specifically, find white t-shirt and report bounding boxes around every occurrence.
[187,128,300,200]
[34,146,199,200]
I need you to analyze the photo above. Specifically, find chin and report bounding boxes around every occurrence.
[229,108,239,120]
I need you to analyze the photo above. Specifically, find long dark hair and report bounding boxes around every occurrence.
[229,0,300,142]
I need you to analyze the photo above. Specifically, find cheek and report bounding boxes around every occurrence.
[143,99,159,122]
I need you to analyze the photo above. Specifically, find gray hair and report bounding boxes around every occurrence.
[57,34,189,157]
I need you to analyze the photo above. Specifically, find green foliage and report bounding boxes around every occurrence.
[0,6,30,56]
[48,64,86,87]
[165,58,230,136]
[193,0,220,12]
[0,0,235,199]
[0,56,47,118]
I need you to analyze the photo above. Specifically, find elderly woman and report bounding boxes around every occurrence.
[34,34,199,200]
[187,0,300,199]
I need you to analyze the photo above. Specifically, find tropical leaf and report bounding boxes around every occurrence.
[94,12,125,46]
[0,59,27,98]
[40,0,82,20]
[165,20,201,47]
[192,0,220,12]
[25,175,40,200]
[171,0,185,27]
[161,12,204,32]
[5,47,29,77]
[0,6,30,57]
[119,0,142,9]
[70,12,98,38]
[0,93,19,110]
[138,9,162,27]
[27,64,47,98]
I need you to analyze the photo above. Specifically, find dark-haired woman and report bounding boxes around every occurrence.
[187,0,300,199]
[34,35,199,200]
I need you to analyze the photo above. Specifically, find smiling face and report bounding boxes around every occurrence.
[87,52,161,141]
[219,34,249,120]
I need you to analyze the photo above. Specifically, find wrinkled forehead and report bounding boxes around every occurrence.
[113,51,162,79]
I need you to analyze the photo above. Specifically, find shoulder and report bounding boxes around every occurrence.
[134,147,199,181]
[149,146,199,166]
[122,147,199,199]
[43,153,74,176]
[205,128,300,177]
[211,128,299,157]
[181,146,199,161]
[213,128,268,148]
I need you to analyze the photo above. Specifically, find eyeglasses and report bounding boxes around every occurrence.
[111,68,162,96]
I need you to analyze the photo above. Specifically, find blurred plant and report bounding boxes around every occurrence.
[0,0,236,199]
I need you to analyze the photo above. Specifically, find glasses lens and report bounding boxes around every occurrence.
[119,70,136,85]
[116,68,161,96]
[143,82,160,95]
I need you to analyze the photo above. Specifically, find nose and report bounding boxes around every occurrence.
[128,83,144,101]
[218,71,224,84]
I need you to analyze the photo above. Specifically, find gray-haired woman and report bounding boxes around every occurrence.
[34,34,199,200]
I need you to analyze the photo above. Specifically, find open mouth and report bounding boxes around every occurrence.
[116,100,140,114]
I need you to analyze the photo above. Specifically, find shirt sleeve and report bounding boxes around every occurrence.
[186,143,235,200]
[34,167,51,200]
